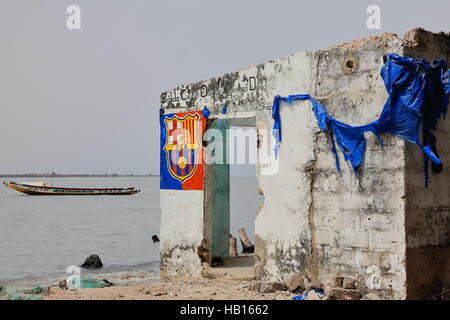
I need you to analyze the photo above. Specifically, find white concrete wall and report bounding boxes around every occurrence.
[160,189,204,277]
[255,99,317,280]
[161,51,312,121]
[305,34,407,299]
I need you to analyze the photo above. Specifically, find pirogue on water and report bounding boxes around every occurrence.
[3,181,140,196]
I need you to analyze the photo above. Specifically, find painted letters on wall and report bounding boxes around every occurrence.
[160,110,205,190]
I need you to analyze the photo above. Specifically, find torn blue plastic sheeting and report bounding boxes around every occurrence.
[272,95,312,158]
[202,106,211,118]
[221,104,228,115]
[292,290,325,300]
[271,54,450,185]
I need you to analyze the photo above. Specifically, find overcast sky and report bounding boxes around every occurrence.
[0,0,448,175]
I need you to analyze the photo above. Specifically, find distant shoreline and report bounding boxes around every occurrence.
[0,174,159,178]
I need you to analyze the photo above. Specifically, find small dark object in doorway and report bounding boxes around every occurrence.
[229,234,238,257]
[152,235,160,242]
[238,228,255,254]
[242,245,255,254]
[211,257,224,267]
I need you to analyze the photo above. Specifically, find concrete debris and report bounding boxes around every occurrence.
[286,274,304,292]
[249,281,285,293]
[335,277,344,287]
[342,276,358,289]
[301,275,314,291]
[330,288,362,300]
[304,290,326,300]
[261,282,285,293]
[361,293,381,300]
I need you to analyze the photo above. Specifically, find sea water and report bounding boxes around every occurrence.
[0,176,262,287]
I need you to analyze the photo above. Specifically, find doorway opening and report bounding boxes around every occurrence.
[204,118,263,280]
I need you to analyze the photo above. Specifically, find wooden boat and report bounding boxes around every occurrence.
[3,181,140,196]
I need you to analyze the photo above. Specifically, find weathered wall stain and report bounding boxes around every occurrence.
[254,235,267,280]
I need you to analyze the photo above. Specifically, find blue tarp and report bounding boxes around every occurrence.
[202,106,211,118]
[272,54,450,186]
[292,290,325,300]
[221,104,228,115]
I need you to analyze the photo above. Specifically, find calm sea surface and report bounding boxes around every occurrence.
[0,176,262,287]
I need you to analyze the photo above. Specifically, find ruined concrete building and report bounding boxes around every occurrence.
[159,28,450,299]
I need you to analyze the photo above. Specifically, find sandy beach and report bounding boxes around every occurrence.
[45,278,294,300]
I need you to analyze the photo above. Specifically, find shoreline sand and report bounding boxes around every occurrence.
[44,278,294,300]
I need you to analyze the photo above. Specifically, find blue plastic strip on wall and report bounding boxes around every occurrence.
[221,104,227,115]
[271,54,450,186]
[202,106,211,118]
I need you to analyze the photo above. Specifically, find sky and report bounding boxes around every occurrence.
[0,0,448,175]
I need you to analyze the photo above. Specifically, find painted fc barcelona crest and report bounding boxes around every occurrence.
[160,111,205,190]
